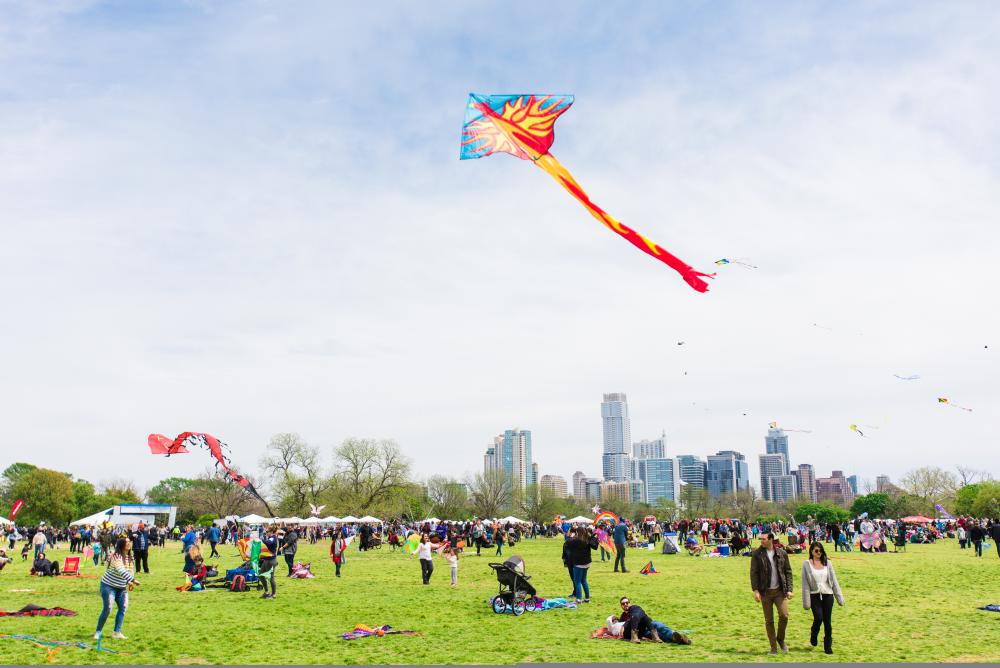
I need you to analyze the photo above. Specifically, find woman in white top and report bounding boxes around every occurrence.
[801,542,844,655]
[416,534,434,585]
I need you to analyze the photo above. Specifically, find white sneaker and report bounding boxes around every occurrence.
[112,632,127,640]
[94,632,100,640]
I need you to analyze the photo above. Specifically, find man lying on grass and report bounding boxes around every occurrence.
[607,597,692,645]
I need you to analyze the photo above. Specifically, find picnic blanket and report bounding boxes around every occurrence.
[0,605,77,618]
[341,624,419,640]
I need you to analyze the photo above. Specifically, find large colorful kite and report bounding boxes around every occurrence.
[147,432,273,515]
[460,94,713,292]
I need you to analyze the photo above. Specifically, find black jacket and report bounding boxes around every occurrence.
[750,545,793,594]
[565,535,598,567]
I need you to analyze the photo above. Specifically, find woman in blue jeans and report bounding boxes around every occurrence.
[567,527,598,603]
[95,537,140,640]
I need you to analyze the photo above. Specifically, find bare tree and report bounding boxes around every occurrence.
[426,476,469,520]
[900,466,958,502]
[259,433,331,513]
[182,469,260,518]
[334,438,411,512]
[468,470,511,518]
[861,478,876,494]
[679,485,710,518]
[956,466,988,487]
[730,487,765,524]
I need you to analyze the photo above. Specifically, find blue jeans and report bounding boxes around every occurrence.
[974,541,982,557]
[650,620,675,640]
[96,583,128,634]
[571,565,590,600]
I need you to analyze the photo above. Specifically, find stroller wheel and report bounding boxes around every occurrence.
[491,595,506,614]
[524,597,538,612]
[511,599,526,616]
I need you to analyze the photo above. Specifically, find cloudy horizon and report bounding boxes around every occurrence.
[1,2,997,499]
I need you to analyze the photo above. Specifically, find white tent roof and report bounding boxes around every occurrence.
[0,515,12,525]
[499,516,527,524]
[358,515,383,523]
[340,515,360,523]
[320,516,341,524]
[283,517,304,524]
[421,517,440,523]
[239,513,271,524]
[70,508,113,526]
[566,516,593,523]
[300,517,321,525]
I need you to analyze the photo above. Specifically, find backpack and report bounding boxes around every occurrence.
[229,574,247,592]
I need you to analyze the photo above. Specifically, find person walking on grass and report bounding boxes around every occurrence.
[801,542,844,655]
[416,533,434,585]
[970,520,986,558]
[207,524,221,559]
[750,531,794,655]
[567,526,598,603]
[446,545,459,587]
[281,526,298,576]
[95,537,140,641]
[613,517,628,573]
[330,527,347,577]
[990,519,1000,559]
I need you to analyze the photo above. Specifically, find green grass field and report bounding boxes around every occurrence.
[1,537,998,664]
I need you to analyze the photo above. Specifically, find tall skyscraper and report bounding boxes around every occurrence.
[637,458,681,504]
[632,432,666,460]
[540,475,568,498]
[794,464,817,501]
[768,475,799,503]
[677,455,707,489]
[759,453,788,501]
[765,427,791,474]
[572,471,588,499]
[483,429,535,489]
[707,450,749,498]
[601,393,632,481]
[816,470,854,504]
[846,474,859,497]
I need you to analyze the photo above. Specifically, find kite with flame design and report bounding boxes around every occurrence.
[461,93,713,292]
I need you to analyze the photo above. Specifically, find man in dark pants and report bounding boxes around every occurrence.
[750,532,794,654]
[613,518,628,573]
[990,519,1000,559]
[207,524,221,558]
[132,524,150,574]
[619,597,662,643]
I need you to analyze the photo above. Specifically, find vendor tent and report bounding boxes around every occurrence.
[358,515,383,523]
[300,517,321,525]
[283,517,304,524]
[340,515,360,523]
[420,518,440,523]
[566,516,592,524]
[239,513,269,524]
[320,516,341,524]
[901,516,934,523]
[70,508,113,526]
[0,515,12,525]
[499,516,527,524]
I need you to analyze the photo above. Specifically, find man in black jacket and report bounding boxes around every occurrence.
[132,524,151,574]
[750,532,794,654]
[989,519,1000,559]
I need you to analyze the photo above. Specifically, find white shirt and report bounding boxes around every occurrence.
[416,542,432,560]
[766,548,779,589]
[810,563,833,594]
[446,554,458,569]
[606,616,625,638]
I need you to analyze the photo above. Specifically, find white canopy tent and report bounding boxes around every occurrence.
[70,508,113,526]
[300,517,321,525]
[566,516,593,524]
[283,517,304,524]
[340,515,360,523]
[0,515,12,525]
[421,517,440,523]
[358,515,383,524]
[320,516,342,524]
[239,513,270,524]
[498,516,527,524]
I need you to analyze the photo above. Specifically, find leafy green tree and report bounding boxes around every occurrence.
[71,479,105,519]
[9,468,75,525]
[884,493,927,518]
[794,502,849,524]
[971,482,1000,519]
[517,485,561,525]
[953,484,982,515]
[146,477,195,505]
[851,492,889,518]
[426,476,470,520]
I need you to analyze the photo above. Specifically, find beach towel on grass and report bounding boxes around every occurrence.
[979,604,1000,613]
[0,604,77,617]
[341,625,419,640]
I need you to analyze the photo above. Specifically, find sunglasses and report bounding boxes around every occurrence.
[621,600,630,605]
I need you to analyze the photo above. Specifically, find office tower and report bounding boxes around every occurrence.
[638,458,681,504]
[816,470,854,505]
[633,432,666,460]
[846,475,858,497]
[759,453,788,502]
[540,475,569,498]
[794,464,817,501]
[601,393,632,481]
[677,454,707,488]
[876,475,891,492]
[572,471,587,499]
[768,475,798,503]
[483,434,502,473]
[765,427,791,474]
[483,429,535,489]
[707,450,749,498]
[584,479,603,501]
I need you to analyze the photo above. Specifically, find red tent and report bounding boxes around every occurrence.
[900,516,933,523]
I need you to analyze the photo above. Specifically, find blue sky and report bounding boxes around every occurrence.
[1,2,997,495]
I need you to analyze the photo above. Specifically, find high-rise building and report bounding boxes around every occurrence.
[483,429,535,489]
[846,475,859,497]
[601,393,632,481]
[584,479,603,501]
[637,458,681,504]
[572,471,588,499]
[768,475,798,503]
[759,453,788,501]
[677,455,707,489]
[794,464,817,501]
[765,428,791,474]
[876,475,891,492]
[707,450,749,498]
[633,432,666,460]
[540,475,569,498]
[600,480,645,504]
[816,470,854,505]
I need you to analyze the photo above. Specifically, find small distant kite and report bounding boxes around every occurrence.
[309,504,326,517]
[768,421,812,433]
[893,374,920,381]
[934,504,955,519]
[147,432,273,515]
[937,398,972,412]
[9,500,24,521]
[714,258,757,269]
[461,93,713,292]
[591,504,601,515]
[677,341,685,346]
[849,424,865,437]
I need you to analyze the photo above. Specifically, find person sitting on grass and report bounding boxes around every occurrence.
[31,552,60,576]
[0,548,10,571]
[614,596,692,645]
[685,534,703,556]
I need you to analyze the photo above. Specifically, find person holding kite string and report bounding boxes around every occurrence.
[95,537,140,641]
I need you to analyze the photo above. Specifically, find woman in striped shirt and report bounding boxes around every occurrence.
[94,537,141,640]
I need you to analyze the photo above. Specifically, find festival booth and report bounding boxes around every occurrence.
[566,516,592,524]
[340,515,360,524]
[239,513,270,525]
[283,517,304,525]
[499,516,527,524]
[0,515,12,526]
[299,517,321,526]
[358,515,383,524]
[70,508,113,527]
[320,516,342,524]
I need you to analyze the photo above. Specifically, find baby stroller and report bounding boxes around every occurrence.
[489,556,537,616]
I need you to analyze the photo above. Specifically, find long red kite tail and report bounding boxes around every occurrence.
[533,153,714,292]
